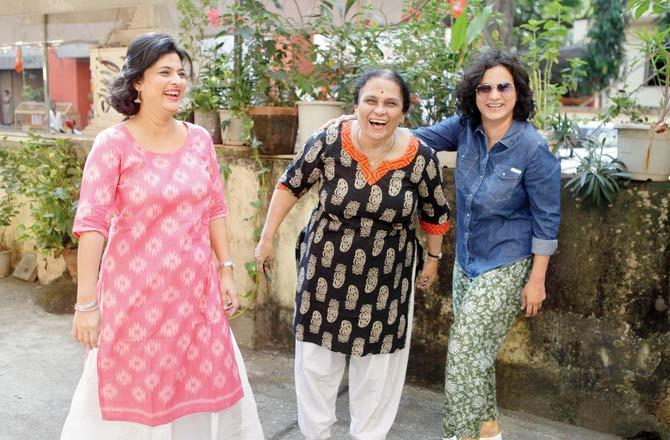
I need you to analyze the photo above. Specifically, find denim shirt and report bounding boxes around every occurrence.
[413,115,561,277]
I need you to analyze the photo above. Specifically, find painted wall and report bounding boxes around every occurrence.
[47,49,91,128]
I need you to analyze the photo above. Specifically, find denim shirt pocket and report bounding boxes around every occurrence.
[485,164,522,201]
[455,152,478,186]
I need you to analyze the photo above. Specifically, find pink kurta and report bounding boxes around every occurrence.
[73,122,244,426]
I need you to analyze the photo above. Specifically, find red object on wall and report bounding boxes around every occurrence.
[47,48,91,128]
[15,47,24,73]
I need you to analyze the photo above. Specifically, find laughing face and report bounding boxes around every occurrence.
[355,76,405,147]
[475,64,517,126]
[135,52,187,115]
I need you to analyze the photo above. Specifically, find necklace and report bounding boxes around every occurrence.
[355,125,397,166]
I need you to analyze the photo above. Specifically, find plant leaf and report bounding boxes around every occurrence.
[451,13,468,53]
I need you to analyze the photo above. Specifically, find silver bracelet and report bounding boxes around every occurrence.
[218,260,234,270]
[74,300,99,312]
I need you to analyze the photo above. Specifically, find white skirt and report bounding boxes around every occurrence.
[60,334,265,440]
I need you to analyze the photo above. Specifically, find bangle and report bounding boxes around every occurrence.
[218,260,234,270]
[74,300,99,312]
[426,251,443,260]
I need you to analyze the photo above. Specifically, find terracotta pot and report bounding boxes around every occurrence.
[248,106,298,155]
[61,247,78,283]
[194,110,223,144]
[0,249,10,278]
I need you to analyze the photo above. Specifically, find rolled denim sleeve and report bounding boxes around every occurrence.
[524,141,561,256]
[411,115,462,152]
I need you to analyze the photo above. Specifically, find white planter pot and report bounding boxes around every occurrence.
[0,249,10,278]
[616,123,670,182]
[218,110,247,146]
[436,151,457,169]
[296,101,345,151]
[194,110,222,144]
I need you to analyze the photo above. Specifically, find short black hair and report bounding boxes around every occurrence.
[353,69,411,113]
[456,48,535,127]
[109,33,192,117]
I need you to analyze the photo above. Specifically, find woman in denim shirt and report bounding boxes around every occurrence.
[413,49,561,440]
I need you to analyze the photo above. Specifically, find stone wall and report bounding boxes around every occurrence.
[241,152,670,438]
[1,138,668,437]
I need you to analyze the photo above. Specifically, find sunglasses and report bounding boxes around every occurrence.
[475,81,515,96]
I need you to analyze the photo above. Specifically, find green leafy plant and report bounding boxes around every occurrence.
[602,90,649,124]
[176,0,217,66]
[390,0,493,127]
[565,136,628,207]
[518,1,584,129]
[549,113,580,156]
[636,25,670,126]
[189,63,222,112]
[292,1,387,105]
[0,148,21,250]
[217,0,299,107]
[581,0,628,94]
[21,85,44,102]
[14,136,83,255]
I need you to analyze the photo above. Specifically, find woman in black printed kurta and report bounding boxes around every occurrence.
[256,70,451,440]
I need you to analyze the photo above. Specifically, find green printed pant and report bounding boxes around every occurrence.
[442,258,532,439]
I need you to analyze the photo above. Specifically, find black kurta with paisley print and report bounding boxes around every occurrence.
[278,121,451,356]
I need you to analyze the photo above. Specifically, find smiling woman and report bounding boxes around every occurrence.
[255,69,451,439]
[60,33,264,440]
[412,48,560,440]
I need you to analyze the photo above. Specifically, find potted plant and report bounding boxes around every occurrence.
[190,62,223,144]
[290,2,371,149]
[0,148,20,277]
[292,30,345,149]
[218,0,302,155]
[565,135,629,207]
[615,1,670,181]
[215,49,253,146]
[15,136,82,282]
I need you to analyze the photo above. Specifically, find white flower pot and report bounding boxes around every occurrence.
[296,101,345,151]
[616,123,670,182]
[0,249,10,278]
[218,110,247,146]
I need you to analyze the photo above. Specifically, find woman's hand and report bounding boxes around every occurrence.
[521,277,546,317]
[220,270,240,316]
[415,258,439,290]
[318,114,355,131]
[255,236,275,283]
[72,309,101,350]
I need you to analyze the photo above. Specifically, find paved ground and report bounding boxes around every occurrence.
[0,276,623,440]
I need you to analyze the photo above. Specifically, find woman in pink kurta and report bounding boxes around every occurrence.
[61,33,264,439]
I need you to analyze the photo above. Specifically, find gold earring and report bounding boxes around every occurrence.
[134,90,141,104]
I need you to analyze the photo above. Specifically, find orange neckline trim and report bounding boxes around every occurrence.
[341,121,419,185]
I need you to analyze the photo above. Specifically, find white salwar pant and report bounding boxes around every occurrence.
[294,258,416,440]
[60,334,265,440]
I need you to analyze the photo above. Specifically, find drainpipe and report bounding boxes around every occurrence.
[42,14,50,134]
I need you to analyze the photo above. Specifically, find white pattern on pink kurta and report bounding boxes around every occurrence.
[73,122,244,426]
